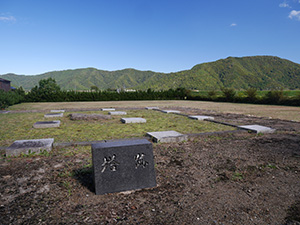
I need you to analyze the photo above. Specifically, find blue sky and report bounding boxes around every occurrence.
[1,0,300,75]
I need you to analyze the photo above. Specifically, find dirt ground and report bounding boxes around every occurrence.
[1,107,300,224]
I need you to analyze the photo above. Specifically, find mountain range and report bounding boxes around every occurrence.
[1,56,300,91]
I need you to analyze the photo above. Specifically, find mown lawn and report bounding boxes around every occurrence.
[0,109,233,146]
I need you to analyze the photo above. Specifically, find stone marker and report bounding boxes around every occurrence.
[44,113,63,118]
[188,115,214,121]
[50,109,65,113]
[121,117,146,123]
[146,130,188,143]
[33,120,61,128]
[109,111,127,115]
[145,107,159,110]
[92,139,157,195]
[101,108,115,111]
[6,138,54,157]
[238,125,276,134]
[160,110,181,114]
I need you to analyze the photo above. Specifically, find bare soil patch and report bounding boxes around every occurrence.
[1,107,300,224]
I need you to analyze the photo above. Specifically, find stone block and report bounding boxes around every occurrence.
[146,130,188,143]
[109,111,127,115]
[44,113,63,118]
[92,139,156,195]
[6,138,54,157]
[121,117,146,123]
[188,115,214,121]
[145,107,159,110]
[33,120,61,128]
[238,125,276,133]
[50,109,65,113]
[160,110,181,114]
[101,108,115,111]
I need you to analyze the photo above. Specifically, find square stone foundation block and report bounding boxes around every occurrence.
[50,109,65,113]
[109,111,127,115]
[33,120,61,128]
[188,115,214,121]
[6,138,54,157]
[238,125,276,134]
[101,108,115,111]
[145,107,159,110]
[92,139,157,195]
[121,117,146,123]
[146,130,188,143]
[44,113,63,118]
[160,110,181,114]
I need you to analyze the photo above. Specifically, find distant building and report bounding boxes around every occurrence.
[0,78,11,92]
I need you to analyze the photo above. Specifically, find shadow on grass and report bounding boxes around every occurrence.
[73,167,95,193]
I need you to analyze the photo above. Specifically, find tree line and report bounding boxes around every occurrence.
[0,78,299,109]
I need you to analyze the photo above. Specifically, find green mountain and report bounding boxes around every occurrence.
[1,56,300,91]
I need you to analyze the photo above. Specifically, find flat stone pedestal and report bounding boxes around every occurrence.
[44,113,63,118]
[92,139,156,195]
[238,125,275,133]
[188,115,214,120]
[145,107,159,110]
[161,110,181,114]
[146,131,188,143]
[6,138,54,157]
[121,118,146,123]
[101,108,115,111]
[33,121,61,128]
[109,111,127,115]
[50,109,65,113]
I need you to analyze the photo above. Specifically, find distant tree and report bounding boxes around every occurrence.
[221,87,236,102]
[245,87,257,102]
[91,85,99,92]
[27,78,61,101]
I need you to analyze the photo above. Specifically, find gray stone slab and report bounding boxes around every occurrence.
[109,111,127,115]
[188,115,215,121]
[33,120,60,128]
[145,107,159,110]
[101,108,115,111]
[146,130,188,143]
[92,139,156,195]
[44,113,63,118]
[161,110,181,114]
[50,109,65,113]
[6,138,54,157]
[238,125,276,134]
[121,117,146,123]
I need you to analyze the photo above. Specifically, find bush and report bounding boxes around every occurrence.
[221,88,236,102]
[0,88,25,109]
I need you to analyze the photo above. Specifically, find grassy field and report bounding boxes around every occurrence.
[0,109,233,146]
[7,100,300,121]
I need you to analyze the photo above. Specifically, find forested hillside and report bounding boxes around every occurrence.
[1,56,299,91]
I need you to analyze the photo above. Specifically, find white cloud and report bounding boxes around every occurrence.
[230,23,237,27]
[279,2,290,7]
[0,16,16,22]
[289,10,300,20]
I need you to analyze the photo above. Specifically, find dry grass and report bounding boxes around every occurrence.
[8,100,300,121]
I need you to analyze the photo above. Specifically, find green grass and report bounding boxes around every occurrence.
[0,110,234,146]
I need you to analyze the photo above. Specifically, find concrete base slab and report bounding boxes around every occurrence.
[109,111,127,115]
[50,109,65,113]
[145,107,159,110]
[33,120,60,128]
[238,125,276,133]
[146,131,188,143]
[6,138,54,157]
[44,113,63,118]
[188,115,215,121]
[161,110,181,114]
[121,118,146,123]
[101,108,115,111]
